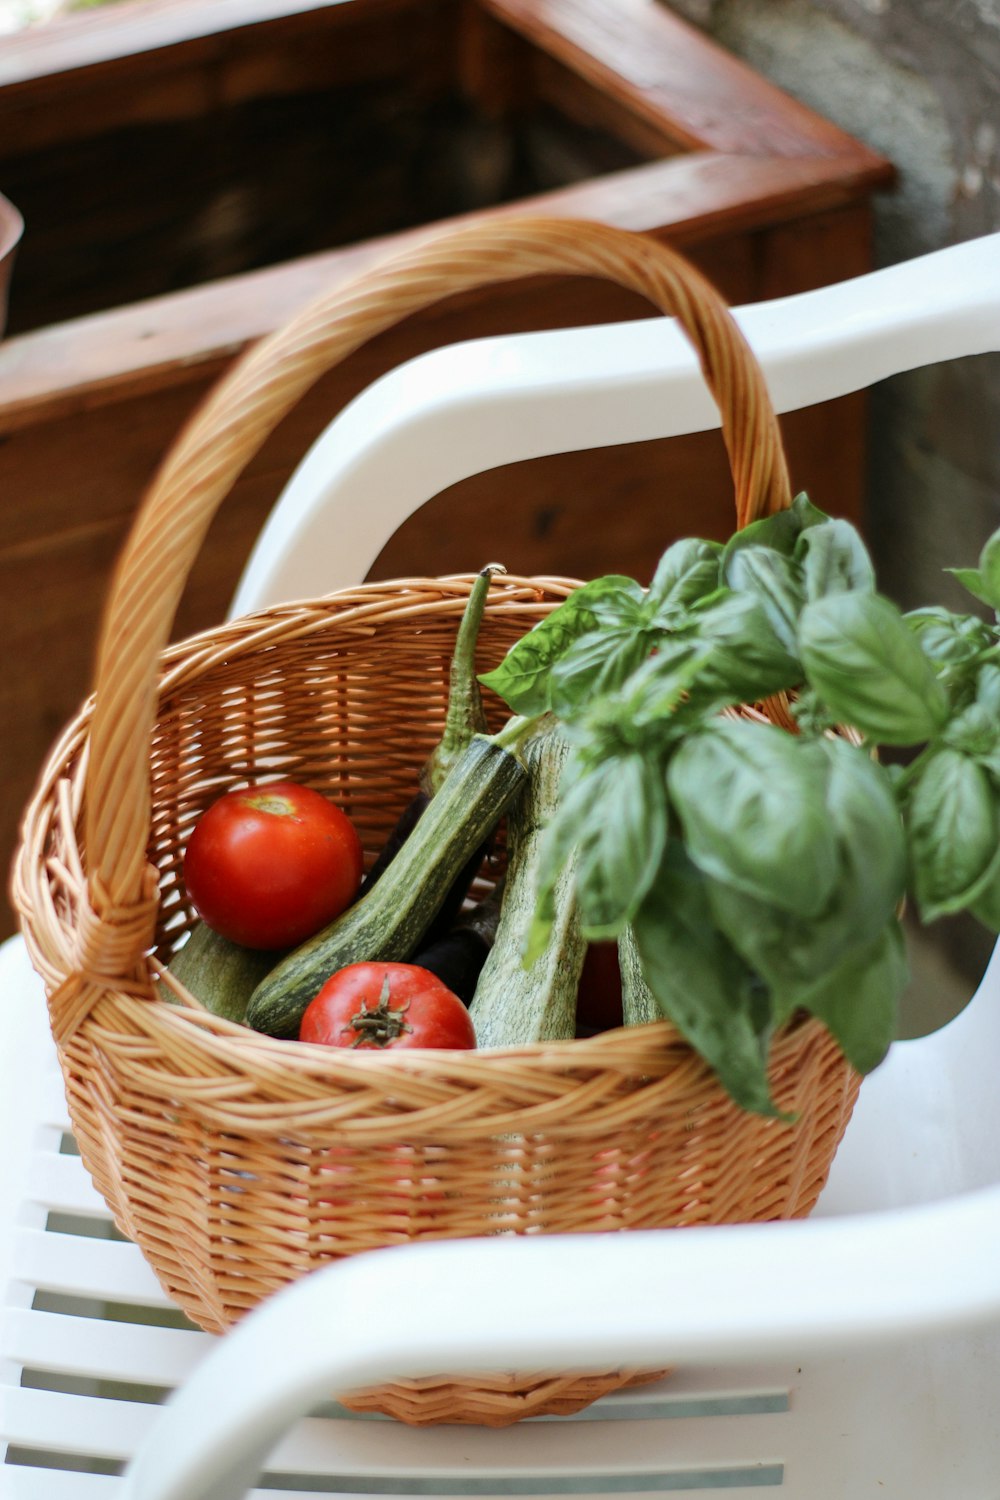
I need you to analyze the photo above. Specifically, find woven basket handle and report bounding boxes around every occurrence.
[84,215,791,921]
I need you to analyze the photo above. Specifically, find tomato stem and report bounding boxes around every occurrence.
[346,975,414,1047]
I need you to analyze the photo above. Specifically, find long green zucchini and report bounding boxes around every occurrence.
[359,563,504,898]
[470,721,586,1047]
[246,735,527,1038]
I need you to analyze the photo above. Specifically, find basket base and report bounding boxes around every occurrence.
[339,1366,672,1426]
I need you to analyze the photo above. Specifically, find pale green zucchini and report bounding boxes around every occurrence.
[617,926,661,1027]
[158,922,277,1025]
[470,721,586,1047]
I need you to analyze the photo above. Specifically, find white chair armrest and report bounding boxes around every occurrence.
[124,1186,1000,1500]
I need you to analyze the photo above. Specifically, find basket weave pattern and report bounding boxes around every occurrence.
[13,220,860,1427]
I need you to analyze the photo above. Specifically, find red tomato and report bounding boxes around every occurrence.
[183,781,363,950]
[299,963,476,1051]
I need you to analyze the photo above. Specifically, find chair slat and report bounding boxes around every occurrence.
[12,1230,169,1306]
[3,1307,207,1387]
[25,1155,111,1220]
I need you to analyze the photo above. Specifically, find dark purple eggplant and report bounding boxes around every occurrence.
[411,878,505,1004]
[357,790,430,898]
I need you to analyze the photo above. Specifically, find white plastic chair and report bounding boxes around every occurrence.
[3,231,1000,1499]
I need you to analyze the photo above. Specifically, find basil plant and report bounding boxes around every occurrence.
[481,497,1000,1115]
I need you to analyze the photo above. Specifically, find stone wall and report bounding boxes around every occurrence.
[672,0,1000,1006]
[672,0,1000,606]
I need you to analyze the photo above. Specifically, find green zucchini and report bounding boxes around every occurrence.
[158,922,278,1024]
[617,926,661,1027]
[470,721,586,1047]
[358,563,505,898]
[246,735,527,1038]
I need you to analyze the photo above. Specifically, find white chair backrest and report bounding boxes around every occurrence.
[231,231,1000,614]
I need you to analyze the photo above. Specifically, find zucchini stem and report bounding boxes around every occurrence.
[422,563,507,795]
[489,712,548,756]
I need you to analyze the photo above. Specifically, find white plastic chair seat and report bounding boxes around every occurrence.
[3,231,1000,1498]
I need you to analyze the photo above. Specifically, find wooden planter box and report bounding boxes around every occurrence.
[0,0,893,935]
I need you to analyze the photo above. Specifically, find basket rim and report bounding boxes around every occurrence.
[146,980,820,1074]
[65,974,842,1146]
[13,570,576,879]
[47,974,850,1148]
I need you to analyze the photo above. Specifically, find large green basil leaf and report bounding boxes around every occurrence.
[907,747,1000,922]
[526,752,668,958]
[799,592,949,745]
[705,741,904,1010]
[648,537,724,613]
[704,885,811,1024]
[572,753,669,938]
[721,492,828,571]
[548,627,653,719]
[816,737,907,930]
[722,546,805,655]
[631,846,780,1117]
[796,518,876,600]
[479,576,639,714]
[796,921,907,1075]
[667,718,838,918]
[587,579,647,627]
[690,591,802,704]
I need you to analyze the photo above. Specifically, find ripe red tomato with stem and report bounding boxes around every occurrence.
[183,780,363,950]
[299,962,476,1050]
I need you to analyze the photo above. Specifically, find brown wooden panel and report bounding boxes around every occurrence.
[0,0,439,102]
[0,0,893,337]
[0,153,885,433]
[0,2,892,937]
[2,4,462,330]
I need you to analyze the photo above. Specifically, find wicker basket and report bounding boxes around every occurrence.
[11,217,861,1427]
